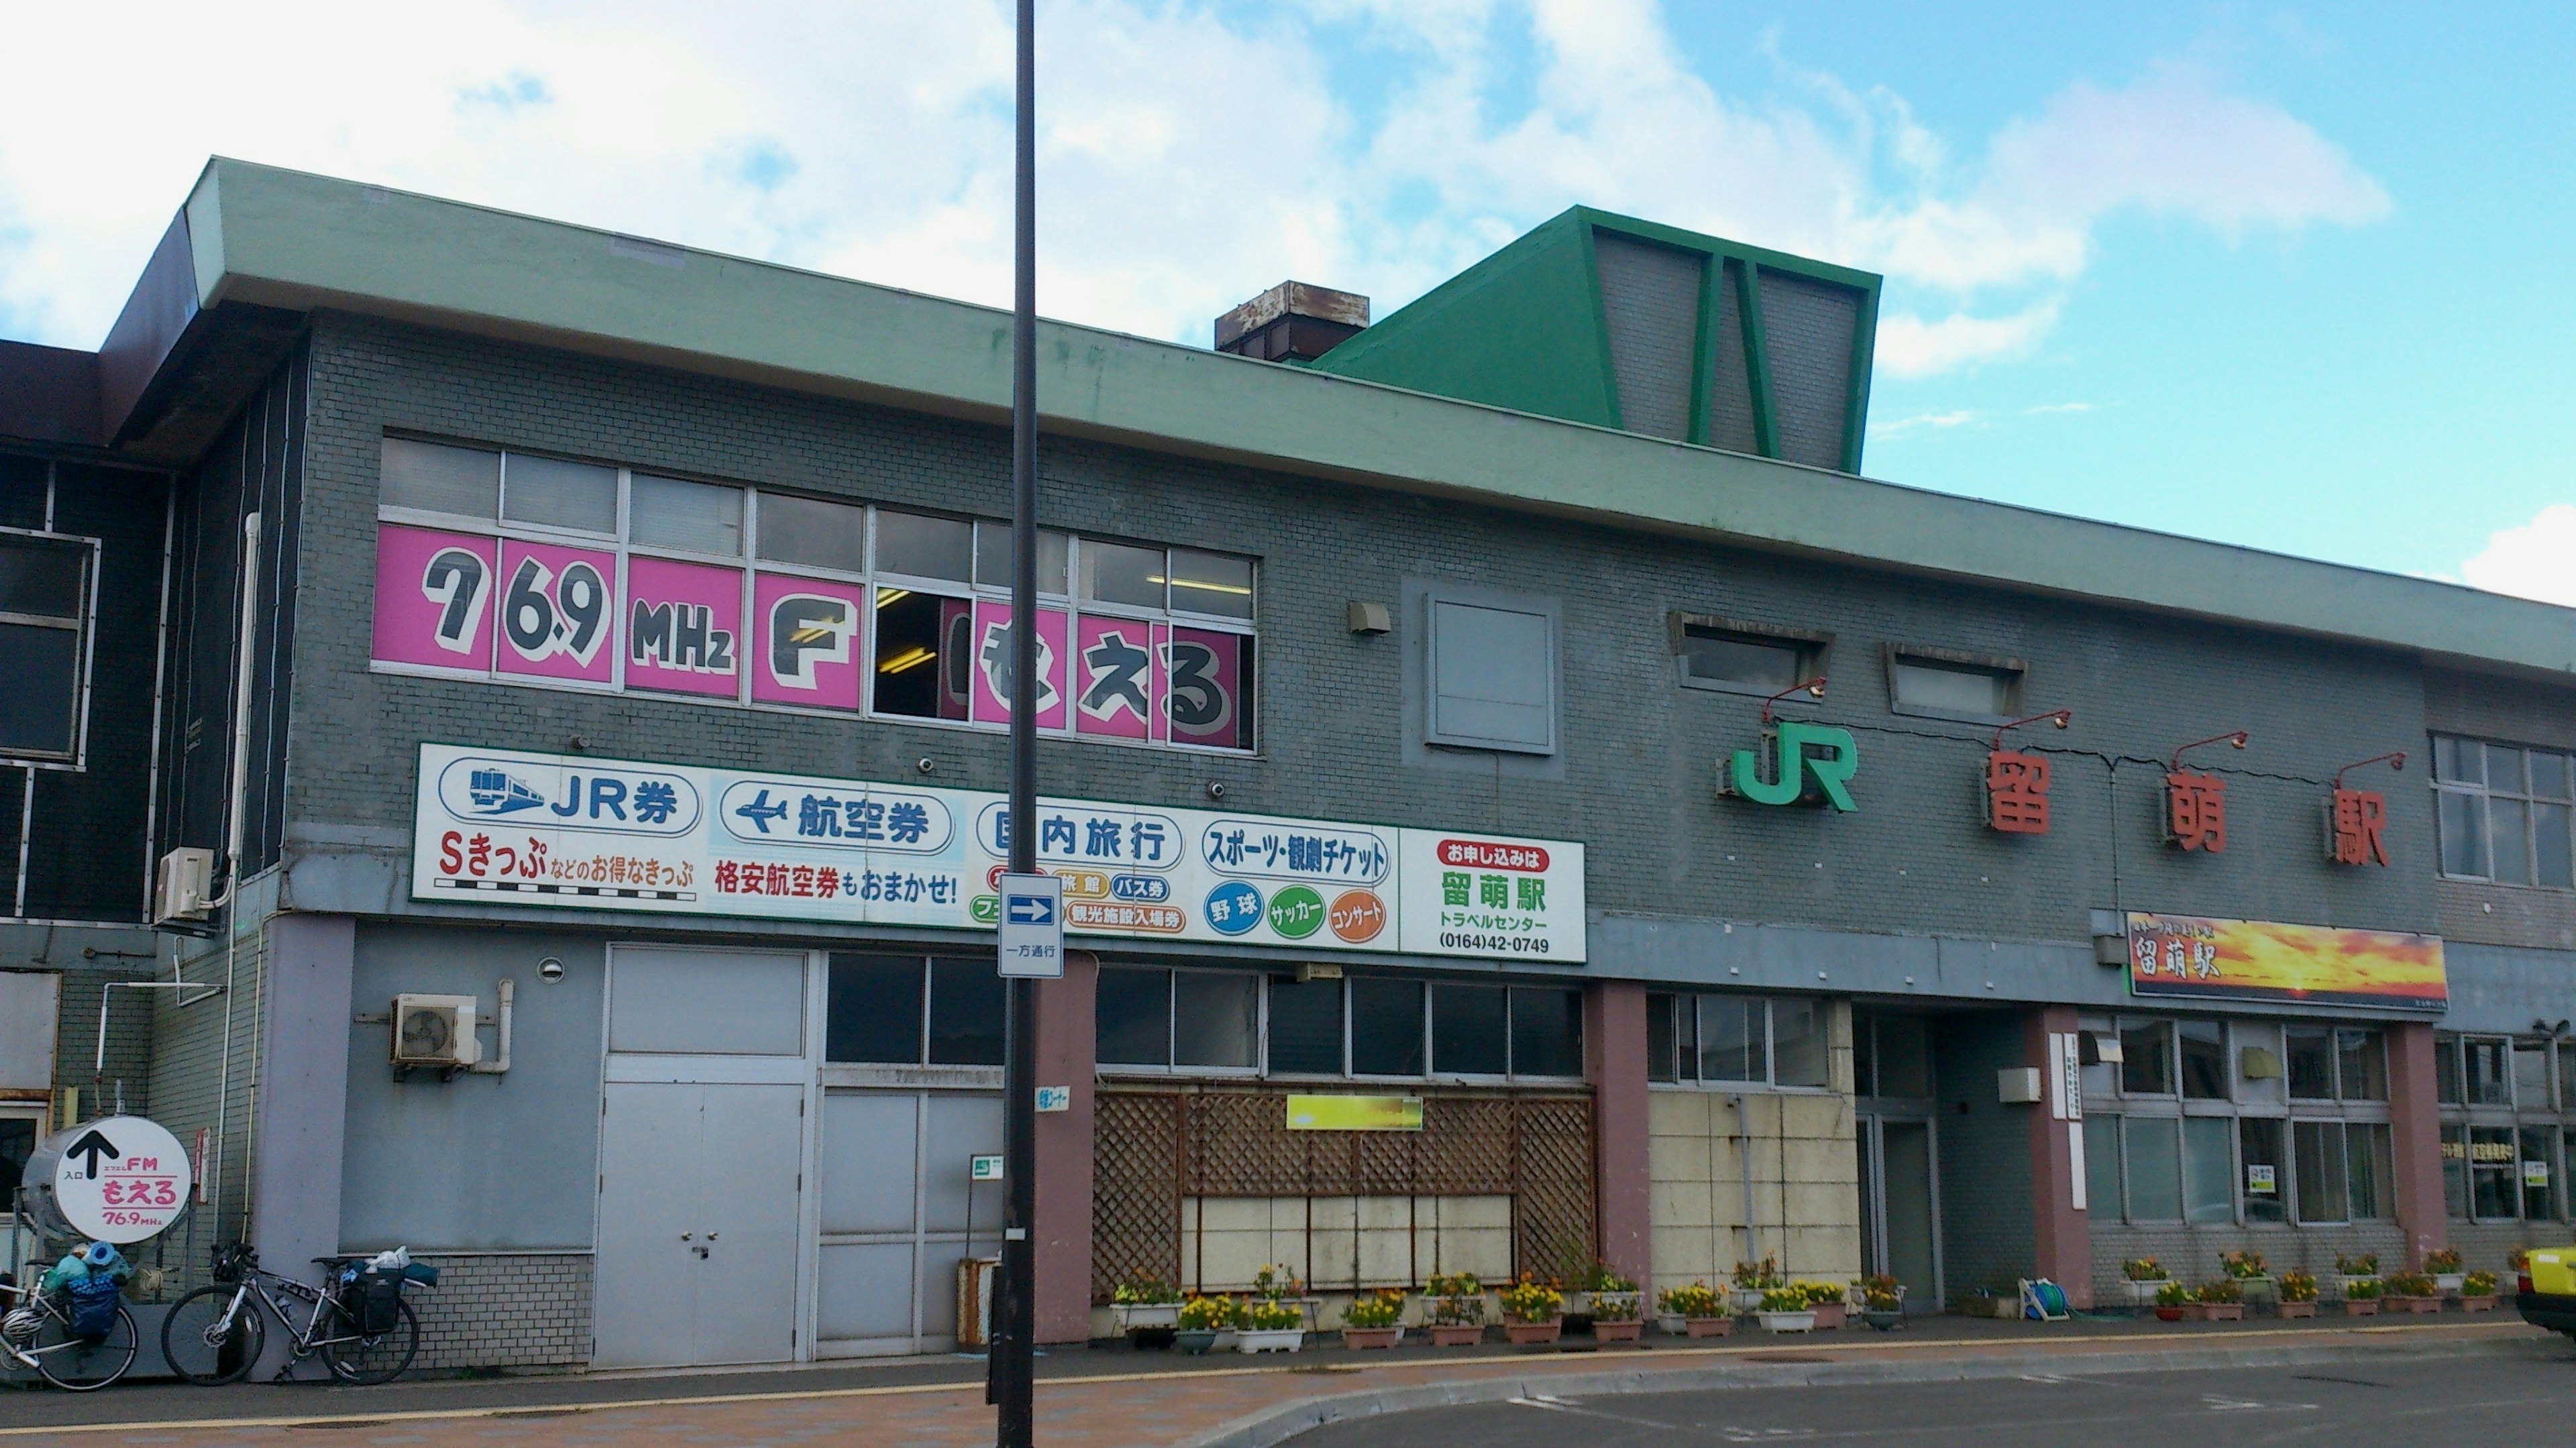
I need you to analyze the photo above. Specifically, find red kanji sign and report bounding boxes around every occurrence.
[2167,771,2228,852]
[1985,750,2051,834]
[2330,788,2390,867]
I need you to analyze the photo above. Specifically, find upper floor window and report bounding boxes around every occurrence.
[2433,734,2575,887]
[1423,588,1556,755]
[1645,992,1832,1089]
[1670,614,1828,698]
[1886,646,2023,721]
[372,437,1256,753]
[1095,964,1584,1082]
[0,531,94,761]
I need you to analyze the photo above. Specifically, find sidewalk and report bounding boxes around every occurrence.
[0,1316,2548,1448]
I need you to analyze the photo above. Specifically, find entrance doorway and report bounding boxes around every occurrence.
[593,947,812,1370]
[1854,1010,1941,1310]
[812,1089,1004,1356]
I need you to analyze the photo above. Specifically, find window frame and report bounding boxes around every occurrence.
[372,434,1258,755]
[2432,733,2576,889]
[1645,991,1838,1093]
[1881,642,2027,725]
[1420,584,1559,756]
[821,952,1009,1074]
[1667,612,1831,700]
[1090,966,1585,1084]
[2436,1029,2572,1223]
[0,524,101,768]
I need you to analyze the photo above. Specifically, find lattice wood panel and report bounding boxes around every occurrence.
[1091,1092,1182,1302]
[1187,1091,1307,1194]
[1511,1098,1596,1283]
[1419,1097,1516,1194]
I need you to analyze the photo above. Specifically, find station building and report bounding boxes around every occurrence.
[3,158,2574,1368]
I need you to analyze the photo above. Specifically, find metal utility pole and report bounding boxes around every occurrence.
[994,0,1039,1441]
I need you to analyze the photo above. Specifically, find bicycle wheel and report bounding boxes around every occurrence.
[32,1303,138,1391]
[160,1284,266,1386]
[321,1296,418,1386]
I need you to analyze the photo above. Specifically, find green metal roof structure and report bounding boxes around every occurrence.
[27,158,2576,681]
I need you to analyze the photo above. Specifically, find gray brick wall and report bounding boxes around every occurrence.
[1594,233,1703,442]
[272,313,2444,962]
[407,1251,593,1370]
[1933,1011,2033,1302]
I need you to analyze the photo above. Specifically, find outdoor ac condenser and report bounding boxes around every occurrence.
[153,848,215,923]
[391,994,481,1068]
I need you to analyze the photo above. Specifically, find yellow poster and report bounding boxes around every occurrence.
[1285,1095,1424,1131]
[2127,912,2446,1010]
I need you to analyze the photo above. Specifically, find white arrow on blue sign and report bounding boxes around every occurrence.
[996,872,1065,978]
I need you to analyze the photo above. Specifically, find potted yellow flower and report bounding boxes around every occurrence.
[1756,1286,1817,1334]
[2333,1252,2380,1300]
[2190,1278,2244,1323]
[1859,1276,1905,1331]
[1656,1281,1729,1337]
[2460,1270,2500,1313]
[1796,1281,1851,1331]
[2341,1277,2381,1316]
[2118,1258,2171,1308]
[1176,1294,1234,1354]
[1499,1276,1565,1345]
[1340,1288,1406,1349]
[2424,1247,2465,1297]
[2382,1269,2440,1313]
[1237,1296,1306,1353]
[1111,1273,1184,1335]
[1729,1257,1781,1315]
[2277,1271,2318,1319]
[2153,1280,2190,1322]
[1426,1272,1487,1346]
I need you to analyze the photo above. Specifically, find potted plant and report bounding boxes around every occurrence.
[1112,1273,1185,1335]
[2382,1269,2440,1313]
[1500,1275,1565,1345]
[1237,1296,1306,1353]
[1657,1281,1730,1337]
[2153,1280,2191,1322]
[2341,1277,2381,1316]
[1729,1256,1782,1315]
[1756,1286,1817,1333]
[1176,1294,1234,1354]
[2118,1258,2172,1308]
[2334,1252,2381,1299]
[2191,1278,2245,1323]
[1340,1288,1406,1349]
[1795,1281,1851,1330]
[1250,1263,1318,1329]
[1426,1272,1487,1346]
[2220,1249,2273,1305]
[1591,1283,1645,1342]
[2424,1248,2464,1297]
[2277,1270,2318,1319]
[1859,1276,1905,1331]
[2459,1270,2500,1313]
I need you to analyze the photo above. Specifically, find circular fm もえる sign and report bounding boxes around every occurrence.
[48,1115,191,1243]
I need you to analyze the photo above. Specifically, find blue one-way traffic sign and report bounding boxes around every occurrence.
[996,873,1065,978]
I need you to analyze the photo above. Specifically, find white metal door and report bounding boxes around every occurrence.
[692,1082,804,1364]
[594,1082,704,1368]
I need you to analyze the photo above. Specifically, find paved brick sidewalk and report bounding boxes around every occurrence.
[3,1319,2542,1448]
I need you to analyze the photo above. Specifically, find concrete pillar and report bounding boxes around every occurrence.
[248,913,355,1376]
[1587,979,1652,1294]
[1032,950,1097,1343]
[2385,1020,2449,1269]
[2023,1005,2090,1308]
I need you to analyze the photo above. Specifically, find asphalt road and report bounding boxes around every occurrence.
[1282,1346,2576,1448]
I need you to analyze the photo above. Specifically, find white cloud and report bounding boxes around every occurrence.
[1869,409,1983,439]
[2463,504,2576,608]
[0,0,2387,383]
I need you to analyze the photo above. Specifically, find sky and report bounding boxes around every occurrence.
[1,1,2569,604]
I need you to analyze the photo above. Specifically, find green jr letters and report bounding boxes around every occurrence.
[1727,722,1860,812]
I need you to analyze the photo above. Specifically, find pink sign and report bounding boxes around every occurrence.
[373,524,496,671]
[969,600,1070,731]
[752,573,867,711]
[937,598,974,720]
[494,539,617,685]
[625,557,743,698]
[1075,616,1160,740]
[1167,627,1249,749]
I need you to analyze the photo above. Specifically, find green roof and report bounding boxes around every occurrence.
[117,158,2576,679]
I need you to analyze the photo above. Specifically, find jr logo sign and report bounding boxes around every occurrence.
[1726,722,1860,812]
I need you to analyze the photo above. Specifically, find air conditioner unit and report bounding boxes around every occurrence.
[392,995,480,1069]
[154,848,215,923]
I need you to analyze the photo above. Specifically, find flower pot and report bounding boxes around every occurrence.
[2202,1303,2245,1322]
[2178,1302,2209,1321]
[1504,1320,1563,1345]
[2153,1306,2186,1322]
[2277,1300,2317,1319]
[1236,1327,1305,1354]
[1729,1288,1768,1314]
[1862,1310,1904,1331]
[2337,1276,2380,1298]
[2461,1294,2498,1313]
[2390,1295,2441,1314]
[2118,1279,2171,1308]
[2434,1274,2465,1296]
[1342,1327,1402,1349]
[1808,1302,1847,1331]
[2233,1276,2276,1304]
[1756,1311,1817,1333]
[2342,1298,2379,1317]
[1655,1313,1689,1335]
[1590,1292,1642,1324]
[1114,1302,1183,1332]
[1175,1329,1220,1355]
[1427,1323,1485,1347]
[1685,1317,1735,1338]
[1593,1319,1644,1342]
[1213,1329,1240,1351]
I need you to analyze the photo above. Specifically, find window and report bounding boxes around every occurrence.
[2119,1019,2174,1095]
[1351,977,1426,1076]
[2183,1117,2235,1223]
[1646,993,1833,1089]
[1095,967,1579,1081]
[1852,1011,1932,1099]
[2294,1121,2351,1223]
[1174,972,1258,1069]
[0,533,91,758]
[2438,1029,2572,1223]
[2239,1117,2286,1223]
[1424,592,1556,754]
[1672,614,1823,696]
[2125,1117,2183,1220]
[1266,977,1344,1074]
[2435,734,2576,888]
[372,437,1257,752]
[824,953,1004,1066]
[1887,648,2021,719]
[2178,1020,2228,1100]
[1432,983,1509,1076]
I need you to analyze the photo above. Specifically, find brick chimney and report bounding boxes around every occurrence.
[1213,282,1368,363]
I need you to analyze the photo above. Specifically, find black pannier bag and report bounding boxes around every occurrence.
[351,1269,403,1335]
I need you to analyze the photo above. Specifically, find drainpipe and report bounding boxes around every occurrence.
[468,979,515,1074]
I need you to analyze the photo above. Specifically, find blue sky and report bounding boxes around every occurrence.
[1,1,2566,600]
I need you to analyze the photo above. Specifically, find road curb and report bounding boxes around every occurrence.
[1185,1333,2533,1448]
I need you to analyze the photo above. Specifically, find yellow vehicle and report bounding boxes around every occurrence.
[2517,1248,2576,1337]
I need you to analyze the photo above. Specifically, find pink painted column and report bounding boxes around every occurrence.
[2385,1020,2449,1270]
[1032,951,1098,1343]
[1587,980,1652,1294]
[2025,1005,2092,1307]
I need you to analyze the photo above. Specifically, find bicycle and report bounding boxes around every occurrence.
[0,1274,140,1391]
[159,1245,425,1386]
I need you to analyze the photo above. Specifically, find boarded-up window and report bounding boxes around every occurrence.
[1424,592,1556,754]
